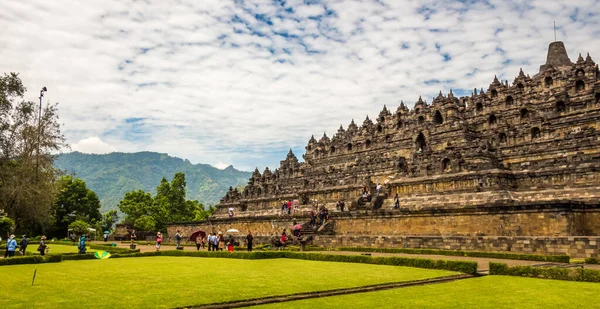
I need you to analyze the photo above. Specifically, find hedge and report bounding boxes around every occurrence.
[0,254,62,266]
[584,257,599,264]
[338,247,570,263]
[489,262,600,283]
[88,244,139,254]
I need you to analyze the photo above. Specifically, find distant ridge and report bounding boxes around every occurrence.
[54,151,251,212]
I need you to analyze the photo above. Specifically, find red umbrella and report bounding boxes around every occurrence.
[292,224,303,231]
[189,230,206,242]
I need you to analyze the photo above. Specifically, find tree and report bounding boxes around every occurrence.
[51,176,101,237]
[134,215,156,232]
[118,172,206,232]
[0,216,15,238]
[68,220,90,236]
[100,210,119,233]
[0,73,67,234]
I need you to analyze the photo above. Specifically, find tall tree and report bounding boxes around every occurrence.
[52,175,101,237]
[118,172,207,232]
[0,73,66,234]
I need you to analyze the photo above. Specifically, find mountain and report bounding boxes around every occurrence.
[54,152,251,212]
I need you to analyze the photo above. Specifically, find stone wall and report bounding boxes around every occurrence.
[311,235,600,258]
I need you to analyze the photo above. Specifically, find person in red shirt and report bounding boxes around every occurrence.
[281,230,287,244]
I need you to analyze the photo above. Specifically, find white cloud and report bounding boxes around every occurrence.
[71,137,117,154]
[213,162,231,170]
[1,0,600,170]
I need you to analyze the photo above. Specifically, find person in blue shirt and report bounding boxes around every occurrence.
[78,235,87,254]
[6,234,17,258]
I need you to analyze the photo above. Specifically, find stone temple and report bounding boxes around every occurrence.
[169,41,600,258]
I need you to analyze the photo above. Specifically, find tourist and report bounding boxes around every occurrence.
[130,230,137,245]
[195,235,202,251]
[19,235,28,256]
[281,230,287,245]
[340,201,345,212]
[175,230,182,249]
[38,236,47,256]
[217,232,224,251]
[246,231,253,251]
[226,235,234,252]
[207,233,214,251]
[212,233,219,251]
[393,193,400,209]
[287,200,292,215]
[5,235,17,258]
[335,201,340,210]
[310,211,316,228]
[78,234,87,254]
[376,183,382,196]
[281,201,287,215]
[103,232,109,242]
[156,232,163,251]
[228,207,235,218]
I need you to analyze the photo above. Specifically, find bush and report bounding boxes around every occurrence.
[338,247,570,263]
[585,257,599,264]
[62,253,97,261]
[489,262,600,282]
[88,244,139,254]
[0,255,63,267]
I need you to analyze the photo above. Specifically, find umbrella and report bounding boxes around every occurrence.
[292,224,303,231]
[226,229,239,233]
[189,230,206,242]
[104,231,110,234]
[94,251,111,260]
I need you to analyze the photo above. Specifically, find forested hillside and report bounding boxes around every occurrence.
[54,152,251,212]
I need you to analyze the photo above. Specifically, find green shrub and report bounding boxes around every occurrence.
[0,255,63,267]
[61,253,97,261]
[584,257,599,264]
[489,262,600,282]
[338,247,569,263]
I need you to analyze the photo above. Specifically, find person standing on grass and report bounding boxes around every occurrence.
[156,232,163,251]
[5,235,17,258]
[207,233,213,251]
[19,235,28,256]
[175,230,182,249]
[218,233,225,251]
[246,231,253,251]
[195,235,202,251]
[38,236,47,256]
[78,234,87,254]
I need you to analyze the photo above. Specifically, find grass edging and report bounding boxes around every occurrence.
[338,247,570,263]
[489,262,600,282]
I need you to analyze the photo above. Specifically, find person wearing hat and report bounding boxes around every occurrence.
[38,236,47,256]
[19,235,29,256]
[5,235,17,258]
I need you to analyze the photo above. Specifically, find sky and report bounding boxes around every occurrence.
[1,0,599,171]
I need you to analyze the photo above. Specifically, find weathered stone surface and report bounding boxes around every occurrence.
[164,42,600,257]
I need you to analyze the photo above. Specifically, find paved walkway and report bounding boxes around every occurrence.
[108,242,600,271]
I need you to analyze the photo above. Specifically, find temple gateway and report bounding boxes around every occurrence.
[168,41,600,258]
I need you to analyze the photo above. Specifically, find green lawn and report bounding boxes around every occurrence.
[252,275,600,309]
[23,243,95,255]
[0,256,457,309]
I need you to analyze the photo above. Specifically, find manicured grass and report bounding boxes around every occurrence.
[251,275,600,309]
[24,244,95,255]
[0,256,457,308]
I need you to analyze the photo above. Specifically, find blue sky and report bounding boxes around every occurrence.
[1,0,599,171]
